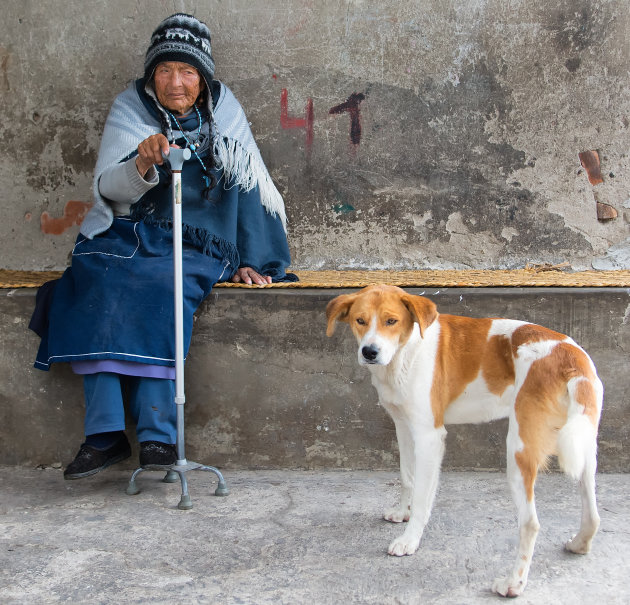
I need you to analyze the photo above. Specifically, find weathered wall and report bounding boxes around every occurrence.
[1,0,629,271]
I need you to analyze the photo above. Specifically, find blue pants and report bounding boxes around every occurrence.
[83,373,176,443]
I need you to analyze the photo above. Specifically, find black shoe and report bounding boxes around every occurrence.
[139,441,177,468]
[64,436,131,480]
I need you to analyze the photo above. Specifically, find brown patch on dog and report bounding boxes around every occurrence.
[483,335,516,396]
[574,378,600,425]
[430,316,493,426]
[513,341,599,499]
[514,450,542,502]
[511,324,566,357]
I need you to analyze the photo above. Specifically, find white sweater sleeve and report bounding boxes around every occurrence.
[97,157,159,216]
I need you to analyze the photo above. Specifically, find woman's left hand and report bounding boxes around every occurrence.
[230,267,272,286]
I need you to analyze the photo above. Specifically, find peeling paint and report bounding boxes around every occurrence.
[40,201,92,235]
[592,237,630,270]
[579,150,603,186]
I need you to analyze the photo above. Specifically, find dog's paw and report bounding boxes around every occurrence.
[387,533,420,556]
[564,534,592,555]
[492,577,525,598]
[383,507,410,523]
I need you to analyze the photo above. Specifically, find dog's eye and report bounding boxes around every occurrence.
[356,317,366,325]
[385,318,398,326]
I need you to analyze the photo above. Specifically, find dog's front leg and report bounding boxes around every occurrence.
[384,413,413,523]
[388,425,446,556]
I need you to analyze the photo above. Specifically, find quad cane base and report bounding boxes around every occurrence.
[126,460,229,509]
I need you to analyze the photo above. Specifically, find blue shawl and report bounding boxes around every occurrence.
[81,78,295,281]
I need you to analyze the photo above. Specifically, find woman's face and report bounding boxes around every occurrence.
[153,61,204,116]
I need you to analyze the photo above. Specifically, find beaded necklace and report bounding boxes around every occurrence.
[167,106,211,188]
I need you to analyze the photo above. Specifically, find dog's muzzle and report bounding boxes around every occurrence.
[361,345,379,364]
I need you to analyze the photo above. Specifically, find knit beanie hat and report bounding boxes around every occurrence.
[144,13,215,84]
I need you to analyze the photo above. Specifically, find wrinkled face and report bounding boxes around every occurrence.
[327,286,428,366]
[153,61,204,115]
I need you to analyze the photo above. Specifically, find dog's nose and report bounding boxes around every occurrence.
[362,345,379,362]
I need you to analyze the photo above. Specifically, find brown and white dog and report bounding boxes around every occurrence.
[326,285,602,597]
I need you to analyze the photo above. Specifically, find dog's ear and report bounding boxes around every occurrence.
[326,293,358,336]
[401,294,438,338]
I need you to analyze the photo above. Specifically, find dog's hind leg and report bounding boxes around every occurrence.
[565,465,600,554]
[563,424,600,554]
[493,425,540,598]
[560,377,601,554]
[384,413,413,523]
[388,425,446,556]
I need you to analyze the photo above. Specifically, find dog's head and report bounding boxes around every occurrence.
[326,285,438,366]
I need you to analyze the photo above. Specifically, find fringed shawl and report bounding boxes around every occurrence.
[81,79,287,239]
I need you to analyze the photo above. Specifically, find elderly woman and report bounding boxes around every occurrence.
[32,13,296,478]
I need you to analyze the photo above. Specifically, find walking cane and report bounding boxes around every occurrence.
[126,146,229,508]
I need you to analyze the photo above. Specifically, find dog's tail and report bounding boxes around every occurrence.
[556,376,602,480]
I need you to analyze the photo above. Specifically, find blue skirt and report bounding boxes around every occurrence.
[34,217,233,371]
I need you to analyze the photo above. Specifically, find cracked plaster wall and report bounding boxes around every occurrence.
[1,0,629,271]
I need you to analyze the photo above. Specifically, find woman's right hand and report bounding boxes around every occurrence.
[135,134,171,178]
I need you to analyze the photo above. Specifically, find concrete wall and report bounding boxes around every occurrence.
[1,0,629,272]
[4,287,629,472]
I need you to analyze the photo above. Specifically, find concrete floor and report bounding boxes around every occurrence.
[1,467,627,604]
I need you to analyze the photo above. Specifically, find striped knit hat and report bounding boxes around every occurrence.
[144,13,215,84]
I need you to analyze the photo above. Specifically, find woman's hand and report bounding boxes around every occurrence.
[135,134,171,178]
[230,267,272,286]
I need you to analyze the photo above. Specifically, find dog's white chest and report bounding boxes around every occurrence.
[371,372,406,408]
[369,330,437,412]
